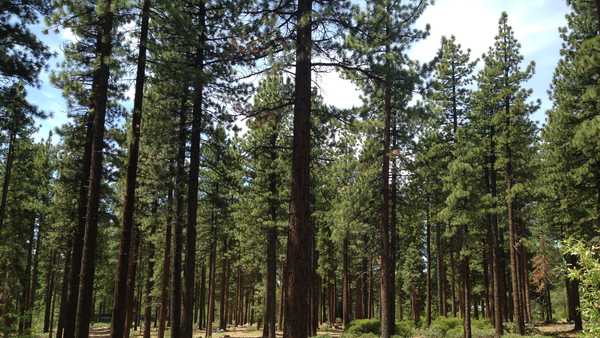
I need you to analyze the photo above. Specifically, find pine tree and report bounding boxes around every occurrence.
[344,1,428,334]
[427,35,477,328]
[541,0,600,331]
[110,1,151,336]
[0,83,47,229]
[473,12,538,336]
[0,0,50,86]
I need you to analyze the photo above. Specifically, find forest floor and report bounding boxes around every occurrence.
[87,325,344,338]
[534,322,579,337]
[86,322,580,338]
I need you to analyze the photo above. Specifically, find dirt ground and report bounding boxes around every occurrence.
[534,322,579,337]
[87,325,343,338]
[86,322,581,338]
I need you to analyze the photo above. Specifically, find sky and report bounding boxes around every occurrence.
[27,0,570,141]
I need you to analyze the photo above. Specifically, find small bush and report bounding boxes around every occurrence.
[341,333,378,338]
[472,319,492,329]
[501,335,547,338]
[345,319,381,335]
[423,317,463,338]
[438,326,495,338]
[394,320,414,337]
[344,319,413,337]
[422,317,496,338]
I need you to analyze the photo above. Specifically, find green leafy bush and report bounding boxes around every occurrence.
[343,319,413,337]
[422,317,463,337]
[422,317,496,338]
[341,333,378,338]
[472,319,492,329]
[394,320,414,337]
[345,319,381,335]
[564,238,600,337]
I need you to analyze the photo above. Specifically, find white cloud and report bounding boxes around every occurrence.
[315,71,362,109]
[61,27,76,41]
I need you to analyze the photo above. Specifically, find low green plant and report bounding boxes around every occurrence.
[345,319,381,335]
[422,317,496,338]
[341,333,379,338]
[343,318,413,337]
[422,317,463,338]
[394,320,414,337]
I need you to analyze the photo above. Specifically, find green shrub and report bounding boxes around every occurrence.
[341,333,378,338]
[471,319,492,330]
[564,238,600,337]
[344,318,414,337]
[501,335,546,338]
[345,319,381,335]
[439,326,495,338]
[422,317,496,338]
[394,320,414,337]
[423,317,463,338]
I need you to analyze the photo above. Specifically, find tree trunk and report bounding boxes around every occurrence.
[158,187,173,338]
[110,1,150,336]
[171,91,188,338]
[520,247,531,323]
[426,209,432,327]
[278,261,286,331]
[56,247,71,338]
[75,2,115,336]
[63,108,94,338]
[0,129,15,229]
[482,241,492,321]
[544,286,552,323]
[357,257,367,319]
[565,255,582,331]
[410,286,419,325]
[312,267,320,334]
[26,217,43,330]
[219,241,229,331]
[487,142,503,336]
[389,102,397,332]
[368,258,374,319]
[44,251,57,332]
[342,233,351,328]
[379,45,394,338]
[264,223,277,337]
[124,228,140,338]
[436,223,445,317]
[505,113,525,335]
[183,4,206,337]
[143,201,158,338]
[49,270,58,338]
[134,266,144,332]
[198,262,206,329]
[285,0,313,337]
[205,226,217,337]
[328,280,335,326]
[450,250,457,317]
[18,219,36,334]
[463,253,471,338]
